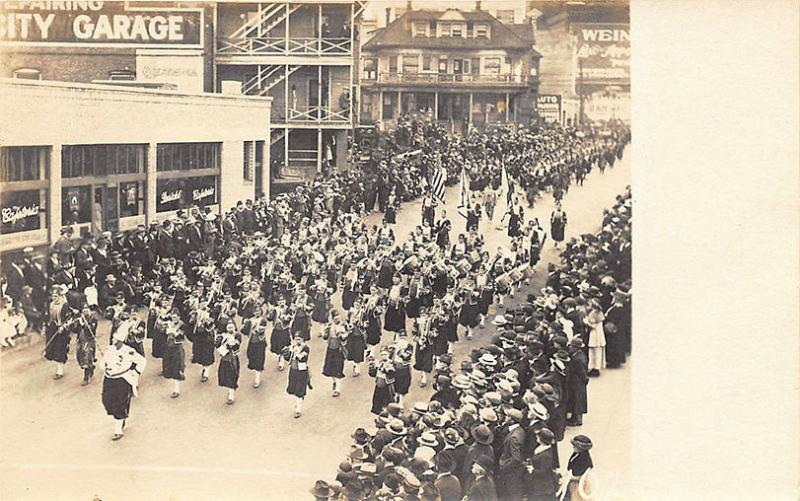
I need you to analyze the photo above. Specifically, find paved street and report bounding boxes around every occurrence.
[0,152,631,501]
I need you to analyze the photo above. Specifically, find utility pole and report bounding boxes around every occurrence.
[578,58,585,127]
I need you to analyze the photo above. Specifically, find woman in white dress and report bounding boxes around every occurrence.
[584,300,606,377]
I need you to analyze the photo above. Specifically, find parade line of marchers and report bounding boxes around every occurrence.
[311,185,631,501]
[0,120,629,453]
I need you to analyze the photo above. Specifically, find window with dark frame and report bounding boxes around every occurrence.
[62,144,146,178]
[156,143,221,172]
[0,146,49,182]
[243,141,254,182]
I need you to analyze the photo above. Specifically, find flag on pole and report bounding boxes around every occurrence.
[432,162,447,201]
[504,163,514,206]
[459,165,468,208]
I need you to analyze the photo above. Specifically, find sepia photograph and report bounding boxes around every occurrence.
[0,0,793,500]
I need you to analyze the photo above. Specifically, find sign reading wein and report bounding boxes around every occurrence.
[573,23,630,85]
[0,1,203,47]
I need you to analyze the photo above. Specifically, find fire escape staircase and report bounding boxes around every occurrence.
[242,65,301,96]
[229,3,301,39]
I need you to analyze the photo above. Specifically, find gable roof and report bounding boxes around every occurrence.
[363,9,533,52]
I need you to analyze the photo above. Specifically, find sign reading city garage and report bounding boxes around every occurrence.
[0,1,203,47]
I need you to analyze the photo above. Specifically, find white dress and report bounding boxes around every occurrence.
[585,310,606,371]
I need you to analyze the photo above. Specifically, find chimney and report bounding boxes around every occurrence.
[475,1,482,10]
[406,1,412,10]
[385,7,391,26]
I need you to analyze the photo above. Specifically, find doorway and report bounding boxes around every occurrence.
[92,185,119,234]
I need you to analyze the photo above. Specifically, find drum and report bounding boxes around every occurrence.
[496,274,512,289]
[457,259,472,275]
[403,255,420,270]
[468,250,481,264]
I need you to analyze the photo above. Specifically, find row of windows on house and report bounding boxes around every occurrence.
[363,55,517,78]
[411,20,491,39]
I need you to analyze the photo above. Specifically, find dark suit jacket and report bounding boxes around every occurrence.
[466,475,497,501]
[499,425,526,471]
[434,473,462,501]
[5,264,26,301]
[158,230,175,259]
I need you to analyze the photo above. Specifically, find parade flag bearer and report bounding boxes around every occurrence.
[101,337,146,441]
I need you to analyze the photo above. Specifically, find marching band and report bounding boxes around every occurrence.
[2,120,631,444]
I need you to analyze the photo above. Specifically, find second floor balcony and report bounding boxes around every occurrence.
[284,105,351,124]
[363,72,534,88]
[217,36,352,58]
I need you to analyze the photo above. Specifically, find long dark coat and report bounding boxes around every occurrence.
[526,445,559,501]
[565,350,589,415]
[191,325,216,367]
[162,337,186,380]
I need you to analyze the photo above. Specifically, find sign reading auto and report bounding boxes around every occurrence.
[537,95,561,123]
[0,1,203,47]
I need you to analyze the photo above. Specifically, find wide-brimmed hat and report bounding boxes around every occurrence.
[417,432,439,448]
[491,315,506,326]
[483,391,502,406]
[310,480,333,498]
[496,380,515,395]
[470,424,494,445]
[505,408,524,422]
[470,369,487,383]
[479,407,498,423]
[452,374,472,390]
[569,337,585,349]
[529,402,550,421]
[387,418,407,435]
[386,403,403,417]
[541,383,559,402]
[478,353,497,367]
[442,427,461,446]
[571,434,593,451]
[358,462,377,476]
[413,402,429,415]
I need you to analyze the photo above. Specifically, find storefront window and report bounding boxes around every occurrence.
[1,146,49,182]
[243,141,254,182]
[156,176,218,213]
[62,144,146,178]
[119,181,145,218]
[157,143,221,172]
[1,189,46,235]
[62,186,92,226]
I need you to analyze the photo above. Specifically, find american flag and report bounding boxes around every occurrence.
[432,162,447,201]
